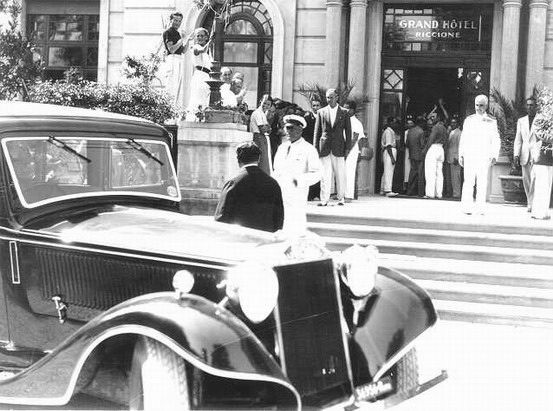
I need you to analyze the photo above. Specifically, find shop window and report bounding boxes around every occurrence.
[27,14,99,81]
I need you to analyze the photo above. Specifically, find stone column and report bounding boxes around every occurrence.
[525,0,550,94]
[347,0,368,96]
[499,0,522,100]
[363,0,383,195]
[325,0,344,88]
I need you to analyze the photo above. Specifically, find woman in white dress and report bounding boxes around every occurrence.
[343,100,363,201]
[186,27,213,119]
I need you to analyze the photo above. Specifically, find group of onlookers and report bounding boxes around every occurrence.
[383,95,502,215]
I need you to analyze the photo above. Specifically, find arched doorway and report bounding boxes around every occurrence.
[203,0,273,109]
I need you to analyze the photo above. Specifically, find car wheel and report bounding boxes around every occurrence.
[129,336,190,410]
[385,347,419,405]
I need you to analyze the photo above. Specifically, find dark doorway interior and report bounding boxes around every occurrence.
[406,67,462,120]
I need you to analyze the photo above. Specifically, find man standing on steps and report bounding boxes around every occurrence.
[314,89,352,206]
[459,95,500,215]
[514,96,538,211]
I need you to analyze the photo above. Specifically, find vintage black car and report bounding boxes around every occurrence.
[0,102,445,409]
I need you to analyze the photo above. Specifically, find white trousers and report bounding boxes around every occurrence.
[163,54,185,109]
[404,148,411,184]
[345,145,359,199]
[531,165,553,219]
[320,154,346,203]
[380,148,397,193]
[425,144,444,198]
[521,162,534,208]
[461,159,490,213]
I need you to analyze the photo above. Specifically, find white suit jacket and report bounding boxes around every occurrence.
[514,115,535,165]
[459,113,500,163]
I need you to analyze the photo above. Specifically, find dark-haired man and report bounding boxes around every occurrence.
[162,12,189,106]
[304,98,322,200]
[514,97,538,211]
[214,142,284,232]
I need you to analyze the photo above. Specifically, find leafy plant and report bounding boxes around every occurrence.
[297,81,368,110]
[0,0,43,100]
[489,88,527,174]
[121,54,162,84]
[533,86,553,145]
[28,75,177,125]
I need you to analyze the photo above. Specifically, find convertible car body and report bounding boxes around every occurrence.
[0,102,445,409]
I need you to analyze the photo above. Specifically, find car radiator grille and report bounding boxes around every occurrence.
[273,258,350,400]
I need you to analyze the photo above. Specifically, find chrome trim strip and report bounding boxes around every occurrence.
[0,136,182,209]
[0,228,233,270]
[331,261,355,395]
[0,325,302,409]
[372,324,436,382]
[272,302,287,376]
[8,241,20,284]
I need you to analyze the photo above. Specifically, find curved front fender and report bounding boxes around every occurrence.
[349,266,438,383]
[0,293,300,407]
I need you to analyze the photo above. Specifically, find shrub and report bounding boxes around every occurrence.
[0,0,43,100]
[28,76,177,125]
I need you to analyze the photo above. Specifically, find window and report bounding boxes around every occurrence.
[27,14,99,80]
[2,137,180,208]
[206,0,273,108]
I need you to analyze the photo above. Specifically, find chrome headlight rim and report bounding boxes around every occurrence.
[225,261,279,324]
[336,244,379,298]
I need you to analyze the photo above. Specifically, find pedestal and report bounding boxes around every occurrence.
[488,155,511,203]
[177,121,251,215]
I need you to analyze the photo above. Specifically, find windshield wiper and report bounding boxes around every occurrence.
[48,136,91,163]
[125,138,164,166]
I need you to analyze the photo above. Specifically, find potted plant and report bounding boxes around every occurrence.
[490,88,528,204]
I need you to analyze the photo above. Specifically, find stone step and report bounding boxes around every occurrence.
[309,222,553,250]
[379,254,553,289]
[322,236,553,265]
[434,300,553,328]
[307,212,553,237]
[415,279,553,308]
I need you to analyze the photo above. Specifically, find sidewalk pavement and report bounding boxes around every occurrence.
[307,195,553,231]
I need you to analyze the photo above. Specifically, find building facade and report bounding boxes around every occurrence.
[17,0,553,195]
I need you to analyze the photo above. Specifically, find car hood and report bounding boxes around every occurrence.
[32,206,281,265]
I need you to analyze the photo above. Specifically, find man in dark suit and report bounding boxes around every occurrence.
[214,142,284,232]
[303,98,322,200]
[405,115,426,196]
[314,88,352,206]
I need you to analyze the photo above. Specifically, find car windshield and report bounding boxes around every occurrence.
[2,136,181,208]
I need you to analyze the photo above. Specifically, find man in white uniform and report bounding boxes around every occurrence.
[459,95,501,214]
[514,97,537,211]
[273,115,321,234]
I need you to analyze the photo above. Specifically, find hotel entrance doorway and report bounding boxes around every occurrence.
[378,65,490,193]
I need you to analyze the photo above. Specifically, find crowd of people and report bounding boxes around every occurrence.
[163,14,552,231]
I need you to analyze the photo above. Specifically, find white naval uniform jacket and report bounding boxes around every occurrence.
[459,113,501,164]
[273,137,321,233]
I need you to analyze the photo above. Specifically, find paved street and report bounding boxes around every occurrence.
[391,320,553,411]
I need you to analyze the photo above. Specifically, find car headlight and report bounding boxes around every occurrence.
[337,244,378,298]
[226,262,279,323]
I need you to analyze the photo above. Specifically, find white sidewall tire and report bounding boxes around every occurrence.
[129,336,190,411]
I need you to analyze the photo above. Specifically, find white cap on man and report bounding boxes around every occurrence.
[283,114,307,129]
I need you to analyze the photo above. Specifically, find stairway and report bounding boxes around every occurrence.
[308,213,553,328]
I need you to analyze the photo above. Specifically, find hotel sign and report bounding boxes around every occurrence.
[384,5,493,51]
[396,15,481,42]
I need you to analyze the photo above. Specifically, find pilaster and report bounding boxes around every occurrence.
[325,0,345,88]
[499,0,522,99]
[347,0,368,97]
[525,0,550,94]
